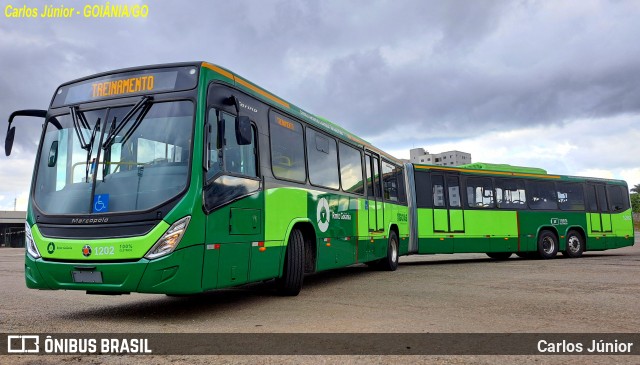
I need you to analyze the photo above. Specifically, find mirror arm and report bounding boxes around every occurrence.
[5,109,48,156]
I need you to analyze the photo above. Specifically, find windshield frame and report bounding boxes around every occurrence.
[31,90,198,225]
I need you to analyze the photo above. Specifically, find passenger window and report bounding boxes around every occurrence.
[607,185,630,211]
[528,181,558,210]
[465,177,494,208]
[556,183,585,211]
[495,179,526,209]
[432,175,445,207]
[270,113,306,182]
[338,142,364,194]
[306,129,339,189]
[382,160,398,202]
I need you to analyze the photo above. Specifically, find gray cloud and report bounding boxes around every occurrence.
[1,0,640,205]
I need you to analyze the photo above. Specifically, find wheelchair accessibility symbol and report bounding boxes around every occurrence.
[93,194,109,213]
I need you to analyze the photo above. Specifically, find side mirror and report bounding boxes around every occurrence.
[5,126,15,156]
[48,141,59,167]
[236,116,252,145]
[5,109,48,156]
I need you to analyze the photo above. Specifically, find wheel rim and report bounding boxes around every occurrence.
[542,236,555,254]
[391,239,398,262]
[567,235,581,254]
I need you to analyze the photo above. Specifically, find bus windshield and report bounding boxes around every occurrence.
[34,100,194,215]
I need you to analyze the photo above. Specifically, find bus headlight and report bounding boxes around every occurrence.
[25,222,41,259]
[145,216,191,260]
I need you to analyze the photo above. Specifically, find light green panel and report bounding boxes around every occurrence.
[449,210,464,232]
[611,209,634,236]
[417,209,434,237]
[589,213,602,232]
[32,222,169,261]
[264,188,307,242]
[357,199,368,238]
[433,209,448,232]
[601,213,612,231]
[463,210,518,237]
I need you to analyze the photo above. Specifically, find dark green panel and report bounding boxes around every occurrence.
[418,237,453,254]
[249,245,281,282]
[230,208,262,235]
[137,245,204,294]
[217,243,250,288]
[202,245,220,290]
[454,237,489,253]
[317,238,357,271]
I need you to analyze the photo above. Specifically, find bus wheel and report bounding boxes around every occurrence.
[537,230,558,259]
[486,252,512,260]
[275,228,305,296]
[379,231,399,271]
[563,230,584,258]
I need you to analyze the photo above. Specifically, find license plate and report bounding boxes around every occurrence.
[72,271,103,283]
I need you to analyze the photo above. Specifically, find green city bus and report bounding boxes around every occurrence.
[4,62,409,295]
[407,163,635,259]
[4,62,635,297]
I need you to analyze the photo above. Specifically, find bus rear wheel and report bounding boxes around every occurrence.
[563,230,584,258]
[378,231,399,271]
[486,252,512,260]
[275,228,305,296]
[537,230,558,259]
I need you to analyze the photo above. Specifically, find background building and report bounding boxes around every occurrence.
[0,211,26,248]
[409,148,471,166]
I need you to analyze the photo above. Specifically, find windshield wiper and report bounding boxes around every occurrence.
[102,96,153,150]
[69,106,92,150]
[70,106,102,182]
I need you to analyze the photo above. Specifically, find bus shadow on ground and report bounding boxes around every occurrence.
[56,265,378,322]
[399,251,633,267]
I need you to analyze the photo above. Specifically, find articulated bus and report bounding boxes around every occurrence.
[408,163,635,259]
[4,62,634,297]
[4,62,408,296]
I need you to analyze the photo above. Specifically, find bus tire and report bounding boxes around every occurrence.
[378,231,399,271]
[275,228,305,296]
[563,230,584,258]
[537,230,558,259]
[486,252,512,260]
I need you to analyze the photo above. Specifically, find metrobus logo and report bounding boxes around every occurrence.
[550,218,568,225]
[317,198,330,233]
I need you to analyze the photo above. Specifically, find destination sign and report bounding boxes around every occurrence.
[51,66,198,107]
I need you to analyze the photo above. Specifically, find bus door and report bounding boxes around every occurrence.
[365,152,384,232]
[586,183,612,233]
[432,173,465,233]
[586,183,612,249]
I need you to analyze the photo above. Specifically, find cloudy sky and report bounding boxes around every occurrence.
[1,0,639,210]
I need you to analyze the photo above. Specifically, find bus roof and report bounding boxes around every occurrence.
[458,163,548,175]
[200,62,403,164]
[414,162,628,186]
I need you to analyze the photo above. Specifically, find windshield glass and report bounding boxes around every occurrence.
[34,100,194,215]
